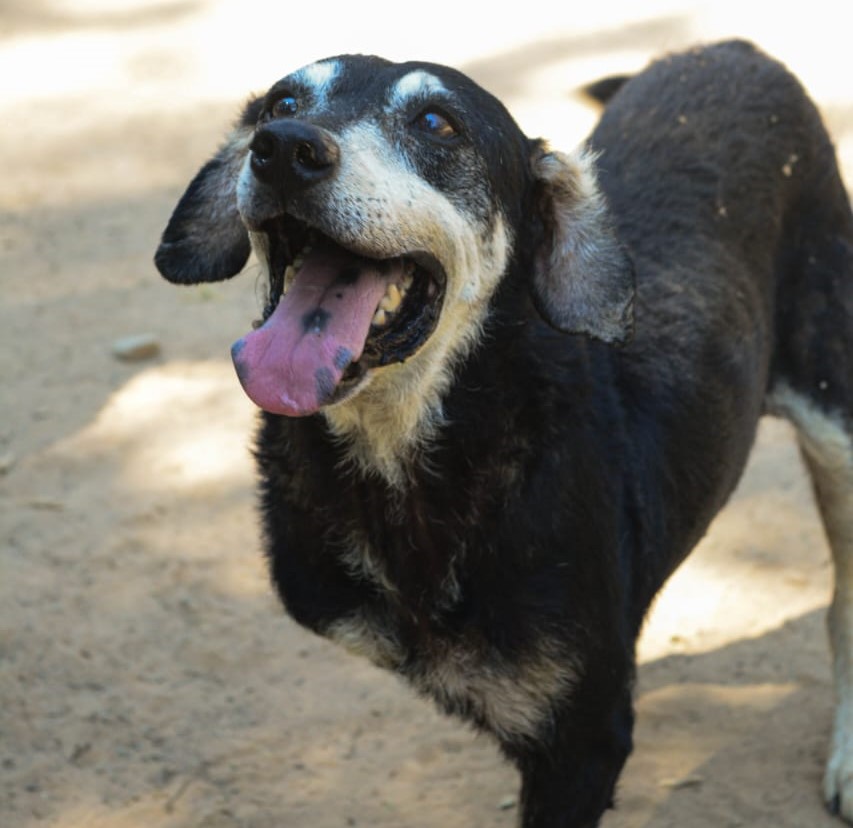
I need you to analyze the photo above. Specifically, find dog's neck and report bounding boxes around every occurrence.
[322,218,516,488]
[322,361,446,489]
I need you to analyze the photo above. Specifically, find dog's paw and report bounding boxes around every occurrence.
[825,735,853,823]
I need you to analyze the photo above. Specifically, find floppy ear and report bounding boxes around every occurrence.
[155,112,257,284]
[530,143,634,344]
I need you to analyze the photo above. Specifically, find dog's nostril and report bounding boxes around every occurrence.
[295,141,320,169]
[294,138,338,174]
[250,130,276,167]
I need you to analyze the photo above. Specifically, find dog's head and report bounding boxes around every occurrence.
[156,56,633,420]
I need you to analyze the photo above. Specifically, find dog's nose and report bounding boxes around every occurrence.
[249,121,340,189]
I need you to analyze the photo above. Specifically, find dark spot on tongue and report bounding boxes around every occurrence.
[334,346,353,371]
[302,308,331,335]
[231,338,249,382]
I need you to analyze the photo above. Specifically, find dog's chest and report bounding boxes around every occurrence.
[328,533,577,743]
[275,420,577,741]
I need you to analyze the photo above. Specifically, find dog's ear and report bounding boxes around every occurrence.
[530,143,634,344]
[155,103,260,284]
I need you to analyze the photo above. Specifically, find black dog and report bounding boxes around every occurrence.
[155,40,853,827]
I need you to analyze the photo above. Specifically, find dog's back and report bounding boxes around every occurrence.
[583,40,852,596]
[595,40,853,817]
[594,41,850,414]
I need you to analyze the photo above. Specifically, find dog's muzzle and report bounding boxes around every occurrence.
[231,122,446,418]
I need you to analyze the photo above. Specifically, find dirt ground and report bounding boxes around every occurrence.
[2,2,852,826]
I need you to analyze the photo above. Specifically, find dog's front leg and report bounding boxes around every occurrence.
[510,692,634,828]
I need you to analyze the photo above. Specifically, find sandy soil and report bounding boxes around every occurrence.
[2,2,852,826]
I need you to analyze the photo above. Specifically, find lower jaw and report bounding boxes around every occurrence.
[325,361,371,408]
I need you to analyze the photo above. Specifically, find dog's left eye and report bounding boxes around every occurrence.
[272,96,299,118]
[413,110,458,140]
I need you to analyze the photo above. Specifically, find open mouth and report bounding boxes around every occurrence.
[231,213,446,417]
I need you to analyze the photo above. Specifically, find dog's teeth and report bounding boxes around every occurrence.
[284,264,296,289]
[292,256,304,271]
[372,308,387,327]
[379,283,402,312]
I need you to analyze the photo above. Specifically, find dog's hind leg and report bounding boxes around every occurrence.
[815,441,853,821]
[770,201,853,818]
[783,391,853,819]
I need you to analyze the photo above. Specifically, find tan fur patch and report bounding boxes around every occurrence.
[327,611,577,742]
[415,639,578,742]
[325,613,404,671]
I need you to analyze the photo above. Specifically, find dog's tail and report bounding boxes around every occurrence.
[579,74,632,107]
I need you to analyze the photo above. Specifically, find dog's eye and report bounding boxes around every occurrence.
[413,110,458,140]
[272,96,299,118]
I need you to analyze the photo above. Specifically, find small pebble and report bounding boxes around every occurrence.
[111,333,161,362]
[659,774,704,790]
[0,452,15,475]
[25,497,65,511]
[68,742,91,764]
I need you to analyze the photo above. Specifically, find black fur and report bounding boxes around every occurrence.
[156,40,853,827]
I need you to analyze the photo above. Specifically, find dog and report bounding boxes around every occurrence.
[155,40,853,827]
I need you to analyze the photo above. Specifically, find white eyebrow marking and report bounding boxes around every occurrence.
[389,70,447,109]
[294,59,340,108]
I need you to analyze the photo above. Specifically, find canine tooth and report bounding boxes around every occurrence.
[372,308,387,327]
[379,283,402,312]
[284,264,296,289]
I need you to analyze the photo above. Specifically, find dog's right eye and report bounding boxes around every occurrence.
[272,96,299,118]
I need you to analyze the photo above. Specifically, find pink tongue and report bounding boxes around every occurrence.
[231,248,395,416]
